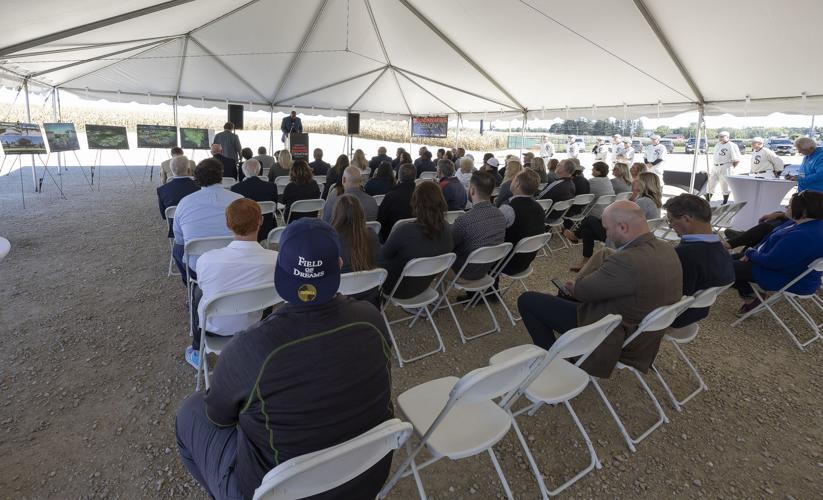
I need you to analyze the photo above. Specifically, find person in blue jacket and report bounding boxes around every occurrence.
[787,137,823,193]
[733,189,823,315]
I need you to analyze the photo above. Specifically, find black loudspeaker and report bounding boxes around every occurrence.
[227,104,244,129]
[347,112,360,135]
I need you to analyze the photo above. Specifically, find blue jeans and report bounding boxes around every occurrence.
[518,292,579,350]
[176,392,243,500]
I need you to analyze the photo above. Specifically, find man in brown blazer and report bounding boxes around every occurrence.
[517,201,683,378]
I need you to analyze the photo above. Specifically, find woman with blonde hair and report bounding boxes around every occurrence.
[632,171,663,219]
[267,149,293,182]
[495,159,522,207]
[611,162,632,193]
[351,148,369,173]
[629,161,647,181]
[530,156,549,183]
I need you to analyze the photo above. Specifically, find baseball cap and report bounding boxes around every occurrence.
[274,218,341,305]
[752,136,764,143]
[650,134,661,140]
[718,131,730,137]
[486,157,499,167]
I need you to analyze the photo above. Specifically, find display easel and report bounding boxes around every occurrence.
[89,149,137,191]
[2,155,28,208]
[65,149,94,191]
[142,148,159,184]
[32,153,67,199]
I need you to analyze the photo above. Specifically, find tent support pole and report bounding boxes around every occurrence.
[269,105,274,155]
[173,97,180,146]
[689,106,704,193]
[520,112,527,158]
[23,79,37,191]
[455,114,461,150]
[53,87,62,175]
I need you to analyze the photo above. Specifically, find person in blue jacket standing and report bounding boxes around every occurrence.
[788,137,823,192]
[280,110,302,144]
[733,190,823,315]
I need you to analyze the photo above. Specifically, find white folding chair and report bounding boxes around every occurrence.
[197,284,283,390]
[257,200,275,222]
[732,257,823,350]
[563,193,596,234]
[490,233,553,324]
[266,227,287,250]
[389,217,415,235]
[314,175,326,185]
[338,268,387,296]
[222,177,236,188]
[535,199,554,257]
[414,178,433,186]
[433,242,513,343]
[590,296,695,452]
[709,203,730,228]
[274,176,291,221]
[544,199,573,252]
[378,348,548,500]
[164,205,179,277]
[537,182,547,192]
[255,419,412,500]
[256,175,268,181]
[184,236,234,336]
[614,191,632,201]
[419,171,437,180]
[286,198,325,224]
[444,210,464,224]
[366,220,381,235]
[490,314,623,497]
[372,194,385,206]
[713,201,747,230]
[0,236,9,262]
[380,253,456,367]
[652,285,731,411]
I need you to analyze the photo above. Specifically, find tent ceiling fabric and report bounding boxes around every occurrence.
[2,0,822,118]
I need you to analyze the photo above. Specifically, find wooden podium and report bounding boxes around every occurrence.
[289,133,309,161]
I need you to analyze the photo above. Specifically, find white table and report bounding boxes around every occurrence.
[0,237,9,262]
[726,175,796,230]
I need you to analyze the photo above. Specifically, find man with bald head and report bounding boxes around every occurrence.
[518,200,683,378]
[211,143,238,180]
[322,166,378,222]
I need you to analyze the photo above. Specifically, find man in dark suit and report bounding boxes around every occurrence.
[518,201,683,378]
[280,111,302,144]
[211,143,237,180]
[213,121,242,163]
[230,159,278,242]
[376,164,416,242]
[538,158,576,220]
[157,156,199,237]
[369,146,392,177]
[308,148,330,176]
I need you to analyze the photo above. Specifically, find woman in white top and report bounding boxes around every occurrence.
[455,156,475,190]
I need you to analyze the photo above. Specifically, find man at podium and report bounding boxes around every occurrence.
[280,111,303,144]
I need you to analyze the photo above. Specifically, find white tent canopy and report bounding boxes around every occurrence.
[1,0,822,119]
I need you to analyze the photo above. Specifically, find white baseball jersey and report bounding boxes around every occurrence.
[567,142,579,158]
[595,144,609,161]
[645,143,666,164]
[621,146,635,164]
[750,146,784,174]
[713,141,740,165]
[612,143,626,160]
[539,141,554,158]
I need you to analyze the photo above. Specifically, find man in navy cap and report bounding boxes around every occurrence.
[175,218,394,499]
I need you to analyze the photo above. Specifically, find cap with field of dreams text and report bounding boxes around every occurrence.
[274,218,341,305]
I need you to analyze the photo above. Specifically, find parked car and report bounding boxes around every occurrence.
[631,139,643,153]
[731,139,746,155]
[685,137,707,154]
[766,138,797,156]
[659,138,675,153]
[574,137,585,150]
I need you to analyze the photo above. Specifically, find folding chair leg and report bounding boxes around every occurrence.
[652,341,708,412]
[487,447,514,500]
[381,307,445,367]
[202,348,211,391]
[591,378,636,452]
[784,295,823,348]
[592,372,670,452]
[195,347,203,392]
[379,440,428,499]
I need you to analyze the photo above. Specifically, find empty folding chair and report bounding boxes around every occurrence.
[222,177,236,188]
[338,268,387,296]
[266,227,287,250]
[373,194,385,207]
[652,285,731,411]
[197,284,283,390]
[419,171,437,180]
[490,233,552,324]
[378,347,548,500]
[366,220,381,235]
[286,199,325,224]
[490,314,623,497]
[564,193,597,234]
[164,205,179,277]
[591,296,695,452]
[732,257,823,350]
[714,201,747,230]
[255,419,413,500]
[545,199,574,252]
[709,204,730,229]
[444,210,464,224]
[433,242,513,342]
[614,191,632,201]
[380,253,456,367]
[184,236,235,335]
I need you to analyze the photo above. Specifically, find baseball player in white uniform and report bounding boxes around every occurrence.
[538,135,554,161]
[566,136,580,159]
[611,134,626,162]
[644,134,667,177]
[620,139,635,164]
[594,138,610,161]
[707,131,740,204]
[749,136,783,177]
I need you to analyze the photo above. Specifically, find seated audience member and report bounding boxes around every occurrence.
[495,160,522,207]
[522,152,534,168]
[323,166,378,223]
[332,196,382,306]
[517,201,683,377]
[571,162,590,195]
[161,147,195,184]
[723,210,790,251]
[267,149,293,183]
[611,162,633,194]
[186,199,277,367]
[308,148,330,176]
[538,159,577,219]
[381,182,453,298]
[377,164,416,242]
[630,162,647,181]
[369,146,392,176]
[253,146,276,174]
[157,155,199,238]
[563,161,615,268]
[497,169,545,277]
[480,156,503,185]
[364,162,395,196]
[211,143,237,180]
[663,194,735,327]
[231,159,278,241]
[450,172,507,281]
[237,147,254,182]
[282,159,322,223]
[587,161,616,200]
[413,146,427,169]
[530,157,549,183]
[546,158,560,182]
[416,150,437,178]
[438,158,468,210]
[436,148,446,160]
[323,154,349,199]
[632,172,663,219]
[789,137,823,193]
[732,190,823,315]
[455,156,475,190]
[172,159,243,281]
[351,148,369,173]
[176,218,393,500]
[391,147,406,170]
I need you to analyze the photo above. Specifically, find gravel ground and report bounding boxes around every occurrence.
[0,166,821,499]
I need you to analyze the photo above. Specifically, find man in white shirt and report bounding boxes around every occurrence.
[566,135,580,159]
[611,135,626,163]
[172,159,244,280]
[644,134,667,177]
[538,135,554,161]
[707,131,741,204]
[749,137,783,177]
[620,139,635,164]
[594,138,610,162]
[187,198,278,369]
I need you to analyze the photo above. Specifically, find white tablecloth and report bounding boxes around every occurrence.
[726,175,796,230]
